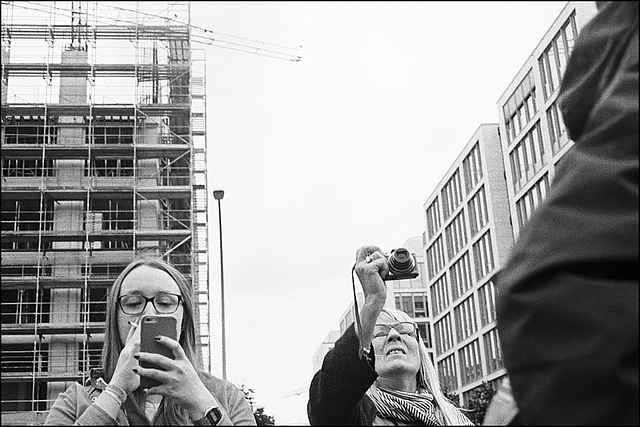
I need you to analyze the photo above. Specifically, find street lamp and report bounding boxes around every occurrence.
[213,189,226,380]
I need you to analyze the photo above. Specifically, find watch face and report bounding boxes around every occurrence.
[206,407,223,425]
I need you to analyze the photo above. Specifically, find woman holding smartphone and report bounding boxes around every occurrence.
[45,257,256,426]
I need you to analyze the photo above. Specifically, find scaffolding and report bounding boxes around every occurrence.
[1,1,210,419]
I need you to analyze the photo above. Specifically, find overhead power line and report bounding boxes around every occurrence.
[1,1,302,62]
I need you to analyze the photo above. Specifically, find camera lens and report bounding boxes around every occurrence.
[388,248,415,274]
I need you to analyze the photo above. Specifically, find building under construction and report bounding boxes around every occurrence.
[1,1,210,422]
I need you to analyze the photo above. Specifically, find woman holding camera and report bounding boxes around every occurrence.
[307,245,473,425]
[45,256,255,426]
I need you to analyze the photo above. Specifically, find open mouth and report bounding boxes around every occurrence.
[386,348,406,356]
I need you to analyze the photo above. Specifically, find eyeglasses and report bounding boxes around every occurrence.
[373,322,417,339]
[117,292,182,315]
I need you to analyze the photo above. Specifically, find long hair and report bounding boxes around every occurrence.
[376,307,466,425]
[101,256,201,425]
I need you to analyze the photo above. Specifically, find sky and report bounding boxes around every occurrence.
[189,1,571,424]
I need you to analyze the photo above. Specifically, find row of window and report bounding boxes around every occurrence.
[503,71,538,146]
[2,198,193,251]
[432,280,497,350]
[515,174,550,232]
[1,288,108,325]
[436,326,503,391]
[2,157,189,180]
[509,121,546,192]
[3,125,134,145]
[539,12,578,100]
[440,143,485,226]
[426,226,494,284]
[2,198,190,234]
[427,182,488,253]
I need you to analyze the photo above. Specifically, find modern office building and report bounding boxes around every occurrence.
[497,1,598,238]
[313,0,599,409]
[422,124,514,404]
[1,2,210,423]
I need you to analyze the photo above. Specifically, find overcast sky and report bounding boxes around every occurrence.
[190,1,571,424]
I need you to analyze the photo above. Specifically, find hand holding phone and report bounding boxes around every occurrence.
[139,314,177,389]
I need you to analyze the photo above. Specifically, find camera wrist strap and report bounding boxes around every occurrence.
[351,264,367,359]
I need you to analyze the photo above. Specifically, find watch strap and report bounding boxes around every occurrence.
[194,406,223,426]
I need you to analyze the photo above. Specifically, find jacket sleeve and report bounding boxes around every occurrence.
[44,383,118,426]
[197,371,257,426]
[221,380,257,426]
[307,324,378,425]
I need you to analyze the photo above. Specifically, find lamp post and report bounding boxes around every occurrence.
[213,189,226,380]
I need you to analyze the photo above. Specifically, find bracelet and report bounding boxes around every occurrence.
[105,384,128,405]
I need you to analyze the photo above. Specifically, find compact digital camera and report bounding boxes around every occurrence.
[383,248,419,281]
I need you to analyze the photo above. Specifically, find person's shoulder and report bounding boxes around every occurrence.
[197,371,244,395]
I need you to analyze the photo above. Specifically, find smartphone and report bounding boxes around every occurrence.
[139,314,177,389]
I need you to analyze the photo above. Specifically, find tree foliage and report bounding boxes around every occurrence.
[253,407,275,426]
[240,383,276,426]
[443,387,460,407]
[466,381,496,425]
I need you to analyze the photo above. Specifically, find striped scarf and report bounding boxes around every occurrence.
[367,385,444,425]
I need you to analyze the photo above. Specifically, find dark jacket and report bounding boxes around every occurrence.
[496,1,639,425]
[307,324,379,425]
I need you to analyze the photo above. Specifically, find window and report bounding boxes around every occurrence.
[78,341,103,375]
[1,289,51,325]
[434,314,454,355]
[426,236,446,280]
[454,295,477,343]
[483,328,504,374]
[467,186,489,238]
[539,12,578,99]
[450,252,473,301]
[2,117,57,145]
[547,102,568,154]
[437,353,458,393]
[472,231,495,280]
[1,199,54,250]
[1,344,49,411]
[502,71,537,144]
[88,199,133,249]
[89,158,134,177]
[83,287,109,323]
[394,292,428,318]
[444,211,468,260]
[441,170,463,221]
[89,121,134,144]
[2,158,54,178]
[462,143,483,194]
[509,121,545,192]
[430,274,450,316]
[416,322,432,347]
[477,280,497,326]
[515,174,550,231]
[459,339,483,386]
[425,198,441,241]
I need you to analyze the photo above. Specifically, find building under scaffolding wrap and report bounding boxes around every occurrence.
[1,1,210,423]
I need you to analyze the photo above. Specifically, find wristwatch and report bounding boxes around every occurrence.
[202,406,223,426]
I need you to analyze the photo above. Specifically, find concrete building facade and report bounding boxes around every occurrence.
[1,2,210,423]
[421,124,514,405]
